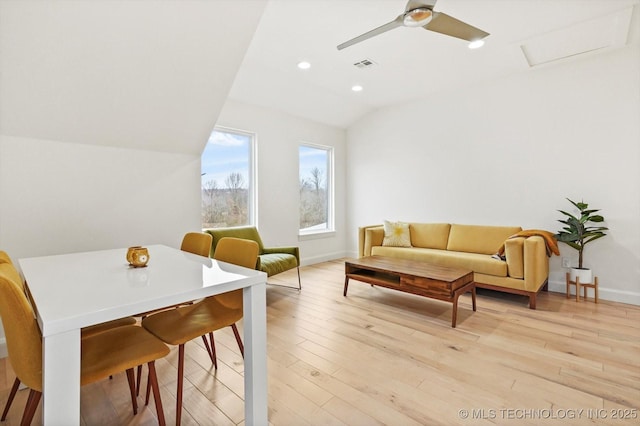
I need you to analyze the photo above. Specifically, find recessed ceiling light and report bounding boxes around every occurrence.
[351,85,363,92]
[297,61,311,69]
[468,39,485,49]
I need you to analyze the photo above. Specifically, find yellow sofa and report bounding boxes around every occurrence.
[358,223,549,309]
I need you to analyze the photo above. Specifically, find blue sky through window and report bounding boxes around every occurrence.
[201,130,250,187]
[299,145,328,183]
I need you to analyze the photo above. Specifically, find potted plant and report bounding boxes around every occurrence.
[556,198,608,283]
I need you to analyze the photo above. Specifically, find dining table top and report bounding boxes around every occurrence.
[19,244,267,336]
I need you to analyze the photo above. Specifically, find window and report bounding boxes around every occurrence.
[201,127,255,229]
[299,143,333,235]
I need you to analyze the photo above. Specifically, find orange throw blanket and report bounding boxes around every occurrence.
[496,229,560,258]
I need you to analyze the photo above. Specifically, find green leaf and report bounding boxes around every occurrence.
[558,210,578,220]
[584,234,606,244]
[565,241,582,251]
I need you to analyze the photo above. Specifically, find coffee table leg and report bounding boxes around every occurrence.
[343,276,349,296]
[471,285,477,311]
[452,293,459,328]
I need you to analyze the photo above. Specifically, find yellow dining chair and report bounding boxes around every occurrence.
[141,237,259,425]
[180,231,213,257]
[0,262,170,426]
[134,231,213,394]
[0,251,139,422]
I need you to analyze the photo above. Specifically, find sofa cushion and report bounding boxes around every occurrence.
[382,220,411,247]
[409,223,450,250]
[370,246,508,277]
[446,224,522,255]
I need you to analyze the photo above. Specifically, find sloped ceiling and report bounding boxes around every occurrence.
[0,0,267,155]
[229,0,639,128]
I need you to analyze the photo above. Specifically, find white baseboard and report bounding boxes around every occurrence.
[300,251,348,267]
[547,279,640,306]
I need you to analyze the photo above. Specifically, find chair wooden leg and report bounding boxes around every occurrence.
[20,389,41,426]
[126,368,138,415]
[147,361,166,426]
[201,332,217,369]
[176,344,185,426]
[145,371,151,406]
[297,266,302,290]
[231,323,244,358]
[1,377,20,420]
[136,364,143,396]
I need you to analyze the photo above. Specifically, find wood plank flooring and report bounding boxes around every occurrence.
[1,259,638,425]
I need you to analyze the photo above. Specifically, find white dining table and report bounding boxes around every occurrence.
[19,244,268,426]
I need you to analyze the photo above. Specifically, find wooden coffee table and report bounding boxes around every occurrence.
[344,256,476,328]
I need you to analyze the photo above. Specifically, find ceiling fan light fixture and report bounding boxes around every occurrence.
[468,39,485,49]
[403,8,433,27]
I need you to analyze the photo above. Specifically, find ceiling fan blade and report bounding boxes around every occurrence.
[337,15,403,50]
[405,0,437,12]
[423,12,489,42]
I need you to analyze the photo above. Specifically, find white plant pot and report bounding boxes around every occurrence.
[570,267,593,284]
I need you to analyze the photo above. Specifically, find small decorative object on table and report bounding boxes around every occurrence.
[127,246,150,268]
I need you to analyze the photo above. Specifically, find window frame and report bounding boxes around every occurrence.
[298,142,335,238]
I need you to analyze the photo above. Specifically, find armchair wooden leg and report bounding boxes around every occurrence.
[1,377,20,420]
[297,267,302,290]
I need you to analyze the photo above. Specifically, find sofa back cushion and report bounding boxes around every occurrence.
[447,224,522,255]
[409,223,451,250]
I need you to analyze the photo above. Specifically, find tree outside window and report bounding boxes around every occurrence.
[299,144,333,233]
[201,128,255,228]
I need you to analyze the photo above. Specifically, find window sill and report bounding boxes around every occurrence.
[298,230,336,241]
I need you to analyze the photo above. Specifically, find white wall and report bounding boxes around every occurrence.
[0,135,202,356]
[218,100,347,265]
[0,135,202,258]
[346,46,640,305]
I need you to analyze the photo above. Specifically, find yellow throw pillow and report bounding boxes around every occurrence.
[382,220,412,247]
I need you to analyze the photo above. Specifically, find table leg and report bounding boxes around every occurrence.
[243,280,268,426]
[451,293,459,328]
[343,276,349,296]
[42,328,81,425]
[471,285,477,311]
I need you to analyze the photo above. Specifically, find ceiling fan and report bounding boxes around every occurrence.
[337,0,489,50]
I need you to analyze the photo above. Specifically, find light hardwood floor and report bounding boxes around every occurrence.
[1,259,638,425]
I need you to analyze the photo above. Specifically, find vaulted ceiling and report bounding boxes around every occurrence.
[1,0,637,155]
[229,0,640,128]
[0,0,267,154]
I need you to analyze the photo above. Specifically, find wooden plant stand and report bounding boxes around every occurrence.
[565,272,599,303]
